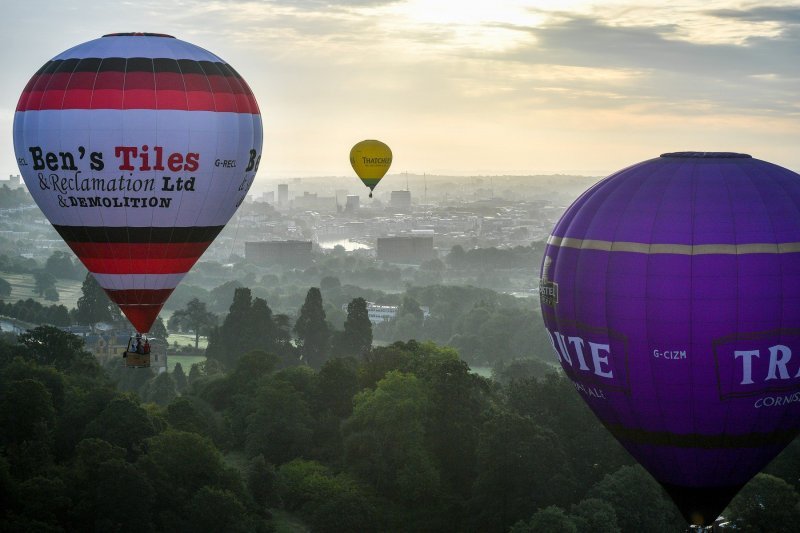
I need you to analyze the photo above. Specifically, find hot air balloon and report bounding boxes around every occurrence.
[350,139,392,198]
[540,152,800,526]
[13,32,262,338]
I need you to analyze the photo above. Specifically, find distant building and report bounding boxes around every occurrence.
[278,183,289,205]
[345,195,360,212]
[377,235,434,264]
[2,174,23,189]
[390,190,411,210]
[341,301,430,324]
[293,192,338,213]
[245,240,313,266]
[261,191,275,203]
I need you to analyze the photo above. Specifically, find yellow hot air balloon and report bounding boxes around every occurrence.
[350,140,392,197]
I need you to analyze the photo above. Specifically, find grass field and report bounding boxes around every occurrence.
[169,332,209,350]
[1,271,83,309]
[167,354,205,373]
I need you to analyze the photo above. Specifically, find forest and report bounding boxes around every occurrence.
[3,283,800,532]
[1,240,800,532]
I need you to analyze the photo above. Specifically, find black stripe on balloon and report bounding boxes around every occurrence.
[52,225,224,243]
[34,58,240,75]
[153,58,182,74]
[54,58,81,74]
[606,424,799,449]
[97,57,127,73]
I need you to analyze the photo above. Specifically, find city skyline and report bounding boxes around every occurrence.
[2,1,800,180]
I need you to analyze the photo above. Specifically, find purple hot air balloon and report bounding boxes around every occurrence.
[540,152,800,526]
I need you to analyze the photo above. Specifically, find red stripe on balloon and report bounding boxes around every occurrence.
[105,288,175,305]
[105,289,175,333]
[16,72,260,113]
[80,256,202,274]
[65,241,212,274]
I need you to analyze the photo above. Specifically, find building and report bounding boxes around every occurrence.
[245,240,313,266]
[1,175,23,189]
[341,301,430,324]
[293,192,338,213]
[390,190,411,210]
[345,195,360,212]
[376,235,434,264]
[278,183,289,205]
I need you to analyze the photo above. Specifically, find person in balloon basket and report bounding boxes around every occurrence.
[134,334,143,355]
[143,339,151,355]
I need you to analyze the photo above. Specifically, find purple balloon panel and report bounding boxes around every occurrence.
[541,153,800,522]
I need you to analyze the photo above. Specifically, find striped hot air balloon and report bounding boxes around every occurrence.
[13,32,262,333]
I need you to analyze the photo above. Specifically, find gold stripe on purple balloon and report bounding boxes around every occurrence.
[547,235,800,255]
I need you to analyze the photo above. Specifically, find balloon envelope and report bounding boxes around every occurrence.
[14,33,263,333]
[350,139,392,196]
[540,152,800,526]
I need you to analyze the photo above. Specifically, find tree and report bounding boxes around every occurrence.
[294,287,330,369]
[422,357,488,500]
[15,475,71,526]
[320,276,341,291]
[75,273,121,325]
[511,506,577,533]
[470,409,574,532]
[93,459,155,533]
[726,473,800,533]
[336,297,372,356]
[168,298,216,349]
[44,251,84,280]
[173,362,188,391]
[84,396,157,456]
[33,271,57,298]
[206,288,279,368]
[399,295,424,322]
[276,459,378,533]
[251,297,276,353]
[273,313,298,364]
[43,286,59,302]
[0,276,11,297]
[446,245,466,268]
[316,356,360,418]
[0,379,55,445]
[137,430,244,521]
[244,377,314,464]
[343,371,439,504]
[188,363,202,384]
[247,454,276,512]
[187,486,249,533]
[17,325,102,376]
[569,498,619,533]
[150,315,168,341]
[588,465,683,533]
[144,372,178,406]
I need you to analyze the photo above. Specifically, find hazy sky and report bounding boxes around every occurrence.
[2,0,800,179]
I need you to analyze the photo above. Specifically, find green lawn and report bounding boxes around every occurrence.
[169,332,209,350]
[167,354,205,373]
[1,271,83,309]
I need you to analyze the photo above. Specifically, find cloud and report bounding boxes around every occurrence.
[707,5,800,25]
[477,10,800,117]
